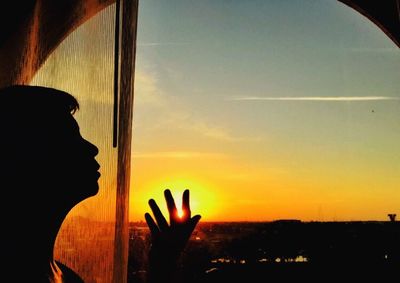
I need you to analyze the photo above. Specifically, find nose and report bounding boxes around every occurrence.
[85,139,99,157]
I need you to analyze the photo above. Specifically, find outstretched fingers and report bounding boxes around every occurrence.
[189,214,201,232]
[182,189,191,220]
[164,189,178,223]
[145,212,160,237]
[148,199,169,231]
[146,189,201,237]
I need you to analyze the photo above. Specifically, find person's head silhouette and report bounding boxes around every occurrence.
[0,85,100,282]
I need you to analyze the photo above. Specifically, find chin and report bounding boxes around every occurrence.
[72,180,99,202]
[83,182,100,197]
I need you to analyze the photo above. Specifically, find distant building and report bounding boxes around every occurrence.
[388,214,396,222]
[273,219,302,224]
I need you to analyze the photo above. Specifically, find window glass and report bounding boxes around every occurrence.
[129,1,399,282]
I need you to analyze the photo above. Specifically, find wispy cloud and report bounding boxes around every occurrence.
[134,70,261,143]
[132,151,227,159]
[134,70,167,106]
[186,121,262,142]
[229,96,399,102]
[138,42,190,47]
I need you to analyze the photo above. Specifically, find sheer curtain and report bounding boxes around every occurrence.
[0,1,138,282]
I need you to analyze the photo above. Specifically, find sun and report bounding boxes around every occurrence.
[177,209,185,219]
[131,176,218,222]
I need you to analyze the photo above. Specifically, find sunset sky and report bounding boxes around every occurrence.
[24,3,398,280]
[129,0,400,222]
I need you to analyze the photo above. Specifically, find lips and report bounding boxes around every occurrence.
[94,163,101,179]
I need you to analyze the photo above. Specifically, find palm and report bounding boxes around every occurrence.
[145,189,201,264]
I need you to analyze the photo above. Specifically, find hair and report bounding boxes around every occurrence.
[0,85,81,187]
[0,84,80,141]
[0,84,79,116]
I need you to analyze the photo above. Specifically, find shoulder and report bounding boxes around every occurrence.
[56,261,85,283]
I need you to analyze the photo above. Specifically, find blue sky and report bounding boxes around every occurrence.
[130,0,400,221]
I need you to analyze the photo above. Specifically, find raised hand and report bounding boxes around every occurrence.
[145,189,201,283]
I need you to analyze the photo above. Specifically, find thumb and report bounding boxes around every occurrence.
[189,214,201,232]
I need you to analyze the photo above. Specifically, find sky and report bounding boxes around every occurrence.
[128,0,400,222]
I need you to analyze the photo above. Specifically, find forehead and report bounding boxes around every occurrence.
[54,114,80,134]
[0,112,82,154]
[33,112,81,139]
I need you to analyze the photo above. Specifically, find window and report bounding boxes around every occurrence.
[129,1,399,282]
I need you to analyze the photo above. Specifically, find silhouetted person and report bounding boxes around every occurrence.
[145,189,201,283]
[0,85,199,283]
[0,85,100,283]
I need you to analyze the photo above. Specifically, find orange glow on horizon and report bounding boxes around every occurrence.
[129,152,400,222]
[130,174,220,222]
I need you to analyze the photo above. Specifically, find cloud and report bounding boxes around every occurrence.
[132,151,227,159]
[138,42,190,47]
[185,120,262,142]
[134,69,261,143]
[228,96,399,102]
[134,70,166,106]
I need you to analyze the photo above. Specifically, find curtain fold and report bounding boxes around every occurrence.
[0,0,115,88]
[113,1,139,282]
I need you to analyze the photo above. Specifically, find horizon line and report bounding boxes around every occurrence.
[129,219,392,223]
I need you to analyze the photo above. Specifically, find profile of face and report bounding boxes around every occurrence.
[0,85,100,209]
[44,114,100,203]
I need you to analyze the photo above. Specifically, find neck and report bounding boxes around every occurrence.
[4,207,69,282]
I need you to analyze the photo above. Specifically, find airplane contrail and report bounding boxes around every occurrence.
[229,96,399,101]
